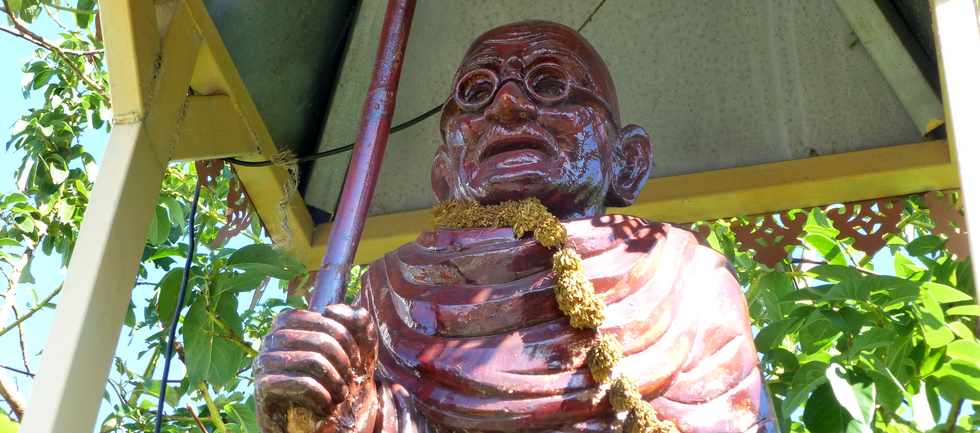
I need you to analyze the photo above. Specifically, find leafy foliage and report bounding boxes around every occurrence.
[696,203,980,432]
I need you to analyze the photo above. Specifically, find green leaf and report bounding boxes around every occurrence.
[0,412,18,433]
[754,271,794,319]
[156,268,183,328]
[945,340,980,363]
[6,0,22,15]
[799,311,842,353]
[845,328,898,359]
[0,238,18,248]
[226,398,260,433]
[782,361,829,419]
[161,196,186,228]
[17,254,34,284]
[805,208,840,239]
[228,244,304,280]
[826,364,875,431]
[216,271,267,296]
[182,294,246,388]
[755,319,790,350]
[947,304,980,316]
[808,264,861,282]
[932,360,980,400]
[894,252,923,279]
[75,0,96,28]
[824,274,870,301]
[15,215,34,234]
[917,291,955,348]
[804,233,847,266]
[803,383,851,433]
[905,235,945,257]
[147,205,171,245]
[148,244,188,262]
[124,300,136,328]
[948,321,975,340]
[922,282,973,304]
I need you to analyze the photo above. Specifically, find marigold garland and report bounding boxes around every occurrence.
[434,198,679,433]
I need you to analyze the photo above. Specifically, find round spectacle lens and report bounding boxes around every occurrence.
[525,64,570,103]
[454,69,498,111]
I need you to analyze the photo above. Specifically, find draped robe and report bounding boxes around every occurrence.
[354,215,776,433]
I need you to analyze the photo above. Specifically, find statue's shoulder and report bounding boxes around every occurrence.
[626,218,734,274]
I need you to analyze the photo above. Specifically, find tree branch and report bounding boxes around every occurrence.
[198,383,229,433]
[0,286,61,338]
[186,403,209,433]
[944,398,964,433]
[0,371,25,421]
[1,0,107,99]
[11,306,31,375]
[0,24,102,55]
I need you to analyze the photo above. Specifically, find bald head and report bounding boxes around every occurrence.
[462,20,619,123]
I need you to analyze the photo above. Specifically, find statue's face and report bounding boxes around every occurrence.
[433,21,652,219]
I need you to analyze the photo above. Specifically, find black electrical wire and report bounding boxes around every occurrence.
[154,179,202,433]
[224,103,444,167]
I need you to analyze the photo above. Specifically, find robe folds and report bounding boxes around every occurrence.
[357,215,777,433]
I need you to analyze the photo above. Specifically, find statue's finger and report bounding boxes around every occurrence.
[262,329,354,383]
[256,351,349,406]
[256,372,333,417]
[323,305,377,367]
[272,309,362,368]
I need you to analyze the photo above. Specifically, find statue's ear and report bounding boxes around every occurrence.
[431,146,453,202]
[606,124,653,207]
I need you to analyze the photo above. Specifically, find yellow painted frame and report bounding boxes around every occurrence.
[306,140,959,267]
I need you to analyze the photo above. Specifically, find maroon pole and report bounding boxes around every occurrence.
[309,0,416,312]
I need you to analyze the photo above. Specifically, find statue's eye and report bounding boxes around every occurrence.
[527,64,569,101]
[455,69,497,109]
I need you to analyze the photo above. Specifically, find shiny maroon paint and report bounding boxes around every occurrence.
[432,21,653,220]
[310,0,417,311]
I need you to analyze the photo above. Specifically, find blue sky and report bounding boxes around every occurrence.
[0,13,114,426]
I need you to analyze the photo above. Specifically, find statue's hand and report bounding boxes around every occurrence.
[254,305,378,431]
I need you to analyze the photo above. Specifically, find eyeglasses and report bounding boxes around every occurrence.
[451,63,617,122]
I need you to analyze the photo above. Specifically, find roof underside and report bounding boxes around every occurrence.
[204,0,942,222]
[203,0,358,158]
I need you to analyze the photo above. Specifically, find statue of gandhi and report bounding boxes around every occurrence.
[255,20,776,433]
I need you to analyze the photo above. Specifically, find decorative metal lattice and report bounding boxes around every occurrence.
[923,190,970,259]
[695,193,970,267]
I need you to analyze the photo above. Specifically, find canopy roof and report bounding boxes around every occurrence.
[283,0,941,219]
[201,0,958,265]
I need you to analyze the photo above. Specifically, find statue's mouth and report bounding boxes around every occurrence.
[478,135,554,165]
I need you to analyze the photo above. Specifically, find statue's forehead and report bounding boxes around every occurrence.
[463,26,595,74]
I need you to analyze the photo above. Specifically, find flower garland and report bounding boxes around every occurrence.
[433,198,678,433]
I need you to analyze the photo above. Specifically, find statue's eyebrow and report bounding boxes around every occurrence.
[468,54,501,69]
[524,48,594,87]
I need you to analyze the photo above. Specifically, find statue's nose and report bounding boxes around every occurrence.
[485,81,537,124]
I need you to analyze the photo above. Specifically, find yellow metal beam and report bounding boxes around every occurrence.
[144,1,202,165]
[173,95,259,161]
[99,0,160,123]
[183,0,315,254]
[628,140,957,223]
[306,140,959,268]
